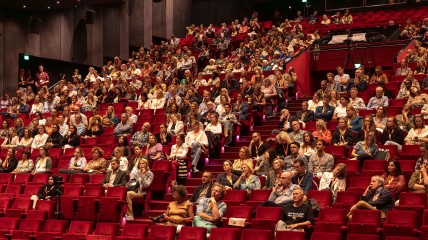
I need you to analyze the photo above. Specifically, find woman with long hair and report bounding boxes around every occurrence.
[59,147,87,174]
[332,117,354,146]
[404,115,428,144]
[233,162,261,194]
[319,163,347,202]
[104,106,118,126]
[346,105,363,132]
[254,149,276,176]
[84,147,106,173]
[232,146,253,176]
[32,147,52,174]
[300,132,316,158]
[108,146,129,172]
[374,105,387,130]
[274,131,291,158]
[0,148,17,173]
[351,131,378,163]
[381,160,406,200]
[205,112,222,158]
[145,134,164,163]
[264,158,285,190]
[216,160,239,190]
[168,134,188,181]
[356,115,378,142]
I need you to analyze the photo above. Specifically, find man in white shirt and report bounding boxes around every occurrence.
[58,115,69,137]
[334,66,350,92]
[125,107,138,125]
[69,106,88,127]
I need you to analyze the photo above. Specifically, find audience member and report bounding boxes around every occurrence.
[308,139,334,177]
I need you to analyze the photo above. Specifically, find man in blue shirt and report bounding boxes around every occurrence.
[314,96,335,122]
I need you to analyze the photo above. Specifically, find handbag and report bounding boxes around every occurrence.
[374,148,390,161]
[126,179,140,193]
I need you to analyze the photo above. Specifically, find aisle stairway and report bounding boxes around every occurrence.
[132,98,309,225]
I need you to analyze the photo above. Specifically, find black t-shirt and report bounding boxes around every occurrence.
[281,203,314,225]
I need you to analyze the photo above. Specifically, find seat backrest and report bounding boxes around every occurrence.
[223,190,247,203]
[275,231,306,240]
[31,174,50,184]
[0,198,12,210]
[0,218,20,230]
[93,222,120,236]
[14,174,32,184]
[347,234,380,240]
[106,187,127,201]
[311,232,342,240]
[350,209,381,226]
[335,191,362,204]
[178,226,207,240]
[0,173,13,183]
[240,229,270,240]
[363,160,387,170]
[249,190,271,201]
[224,206,252,220]
[42,220,68,233]
[68,221,94,234]
[349,176,372,188]
[121,223,147,238]
[69,174,90,185]
[84,186,104,197]
[149,225,176,240]
[23,185,42,195]
[399,192,427,207]
[89,174,106,184]
[63,185,83,197]
[5,184,24,194]
[385,210,418,227]
[210,228,238,240]
[18,219,43,231]
[255,206,282,220]
[307,190,332,209]
[151,160,172,172]
[12,198,32,210]
[318,208,347,224]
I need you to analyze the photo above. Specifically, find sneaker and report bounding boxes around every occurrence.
[192,167,200,173]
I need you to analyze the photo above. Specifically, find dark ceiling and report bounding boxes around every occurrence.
[0,0,125,12]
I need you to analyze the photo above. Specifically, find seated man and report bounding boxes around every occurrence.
[101,159,127,189]
[262,172,296,207]
[189,171,214,203]
[409,158,428,193]
[130,122,151,147]
[308,140,334,178]
[249,132,270,159]
[314,96,335,122]
[292,101,314,124]
[288,121,306,145]
[314,80,331,99]
[292,159,313,195]
[284,142,308,171]
[347,175,393,220]
[367,86,389,110]
[114,113,133,137]
[192,183,227,233]
[275,186,314,232]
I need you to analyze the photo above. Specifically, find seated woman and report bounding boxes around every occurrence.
[274,131,291,158]
[264,158,285,190]
[125,158,154,221]
[308,94,323,112]
[312,119,332,144]
[32,147,52,174]
[374,106,387,131]
[346,105,362,132]
[44,124,65,149]
[185,120,208,173]
[255,149,276,176]
[380,117,404,151]
[30,175,62,209]
[1,128,20,149]
[232,146,253,176]
[351,131,378,164]
[319,163,347,202]
[407,87,428,108]
[168,114,184,136]
[156,124,173,146]
[250,87,266,126]
[145,134,165,163]
[12,150,33,174]
[84,147,107,174]
[64,125,80,149]
[369,66,389,84]
[108,147,129,172]
[151,185,194,232]
[114,136,131,157]
[381,160,406,200]
[233,162,261,194]
[59,147,87,174]
[31,125,49,150]
[168,134,189,181]
[347,175,394,220]
[355,115,378,142]
[0,149,18,173]
[332,117,354,146]
[300,132,316,159]
[18,128,33,149]
[404,115,428,145]
[204,112,222,158]
[216,160,239,190]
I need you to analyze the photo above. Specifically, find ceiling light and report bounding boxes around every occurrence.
[23,5,26,8]
[57,1,60,4]
[47,6,51,9]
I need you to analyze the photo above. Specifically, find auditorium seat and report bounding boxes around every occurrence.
[76,196,98,221]
[148,225,176,240]
[222,190,247,206]
[250,206,282,232]
[307,190,332,209]
[0,218,20,238]
[116,223,148,240]
[274,231,306,240]
[246,190,272,208]
[310,232,342,240]
[222,206,252,227]
[61,221,94,240]
[361,160,387,176]
[178,226,207,240]
[347,209,381,235]
[240,229,270,240]
[382,210,419,239]
[13,174,32,184]
[5,198,32,218]
[35,219,68,240]
[86,222,120,240]
[314,208,347,233]
[10,219,43,239]
[333,191,362,210]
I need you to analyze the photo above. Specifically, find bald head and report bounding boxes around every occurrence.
[280,172,292,187]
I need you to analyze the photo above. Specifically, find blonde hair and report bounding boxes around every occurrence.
[276,131,291,144]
